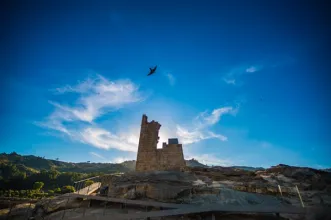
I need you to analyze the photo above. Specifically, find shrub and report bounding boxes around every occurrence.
[85,180,94,187]
[54,187,61,194]
[61,185,75,194]
[33,182,44,191]
[48,190,54,196]
[20,190,26,197]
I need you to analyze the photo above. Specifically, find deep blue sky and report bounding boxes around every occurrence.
[1,0,330,168]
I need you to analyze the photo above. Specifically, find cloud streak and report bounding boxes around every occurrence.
[223,78,236,85]
[52,75,143,123]
[37,74,144,152]
[223,65,263,85]
[165,73,176,86]
[185,154,235,166]
[111,157,135,163]
[89,152,106,160]
[38,74,239,152]
[81,127,137,152]
[176,106,238,144]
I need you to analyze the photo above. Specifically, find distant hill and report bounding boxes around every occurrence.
[119,160,136,170]
[185,159,208,168]
[7,152,327,174]
[230,166,265,171]
[0,152,210,174]
[0,152,132,173]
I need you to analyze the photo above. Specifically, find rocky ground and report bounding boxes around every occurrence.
[1,164,331,220]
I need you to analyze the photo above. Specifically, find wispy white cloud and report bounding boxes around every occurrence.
[246,65,262,73]
[80,127,137,152]
[111,156,135,163]
[50,75,143,123]
[185,154,235,166]
[176,125,227,144]
[223,64,263,86]
[165,73,176,86]
[89,152,106,160]
[90,152,135,164]
[194,106,237,128]
[176,106,238,145]
[38,74,239,154]
[223,78,236,85]
[37,74,144,152]
[53,78,97,94]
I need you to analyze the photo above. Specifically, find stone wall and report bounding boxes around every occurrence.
[135,114,185,172]
[157,143,186,171]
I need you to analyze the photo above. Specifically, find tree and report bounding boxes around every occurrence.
[54,187,61,194]
[33,182,44,191]
[48,169,60,180]
[48,190,54,196]
[85,180,94,187]
[61,185,75,194]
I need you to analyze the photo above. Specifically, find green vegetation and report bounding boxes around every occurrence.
[0,186,77,199]
[33,182,44,191]
[84,180,94,187]
[0,152,133,173]
[61,185,75,193]
[0,153,111,199]
[0,162,89,190]
[0,152,211,200]
[0,152,135,195]
[0,189,49,199]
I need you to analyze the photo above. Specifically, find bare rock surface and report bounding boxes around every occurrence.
[29,195,90,219]
[104,171,197,202]
[3,165,331,220]
[0,203,35,220]
[187,165,331,208]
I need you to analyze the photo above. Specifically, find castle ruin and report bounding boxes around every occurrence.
[135,114,186,172]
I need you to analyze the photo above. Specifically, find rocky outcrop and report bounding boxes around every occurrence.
[0,203,35,220]
[3,164,331,220]
[30,195,90,219]
[102,171,197,202]
[261,164,331,192]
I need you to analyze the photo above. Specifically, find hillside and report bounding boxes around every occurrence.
[185,159,208,168]
[0,153,210,174]
[2,152,328,174]
[229,166,265,171]
[0,152,132,174]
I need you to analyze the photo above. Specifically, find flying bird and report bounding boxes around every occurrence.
[147,66,157,76]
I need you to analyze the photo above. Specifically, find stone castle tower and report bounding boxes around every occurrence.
[135,114,186,172]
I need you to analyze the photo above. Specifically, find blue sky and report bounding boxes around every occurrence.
[1,0,330,168]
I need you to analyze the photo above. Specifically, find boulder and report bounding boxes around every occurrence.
[3,203,35,219]
[104,171,197,202]
[123,188,136,199]
[33,196,82,215]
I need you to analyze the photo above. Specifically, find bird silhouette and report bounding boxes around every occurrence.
[147,66,157,76]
